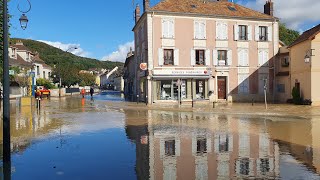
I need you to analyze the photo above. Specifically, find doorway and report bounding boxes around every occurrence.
[218,77,227,99]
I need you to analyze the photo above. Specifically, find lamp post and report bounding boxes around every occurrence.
[3,0,31,178]
[58,47,78,97]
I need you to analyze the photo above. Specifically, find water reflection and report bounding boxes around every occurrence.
[0,97,320,179]
[125,109,320,180]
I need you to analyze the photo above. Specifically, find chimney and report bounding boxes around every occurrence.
[143,0,150,12]
[264,0,274,16]
[135,4,141,23]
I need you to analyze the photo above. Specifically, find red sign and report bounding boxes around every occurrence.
[140,63,148,71]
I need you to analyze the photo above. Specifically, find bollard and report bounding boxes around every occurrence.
[137,95,139,104]
[36,98,41,110]
[252,98,254,106]
[213,102,215,108]
[145,96,148,106]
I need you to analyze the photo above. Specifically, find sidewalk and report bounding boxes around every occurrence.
[102,101,319,119]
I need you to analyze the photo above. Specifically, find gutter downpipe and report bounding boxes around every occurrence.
[272,19,276,104]
[151,11,155,104]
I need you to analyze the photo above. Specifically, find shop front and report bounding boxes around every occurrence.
[152,69,211,102]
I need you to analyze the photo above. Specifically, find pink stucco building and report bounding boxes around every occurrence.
[133,0,279,104]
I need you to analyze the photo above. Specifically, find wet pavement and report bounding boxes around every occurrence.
[1,92,320,179]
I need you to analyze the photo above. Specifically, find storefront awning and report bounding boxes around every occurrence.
[152,75,210,79]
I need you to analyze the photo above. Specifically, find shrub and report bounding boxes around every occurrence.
[292,87,301,105]
[36,78,56,89]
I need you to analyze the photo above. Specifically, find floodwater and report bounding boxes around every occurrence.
[0,93,320,179]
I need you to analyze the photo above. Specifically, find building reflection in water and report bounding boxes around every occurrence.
[125,110,281,180]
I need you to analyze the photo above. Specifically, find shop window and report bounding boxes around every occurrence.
[196,50,205,65]
[165,140,175,156]
[197,138,207,155]
[160,80,172,100]
[164,49,174,65]
[196,80,205,99]
[218,50,227,66]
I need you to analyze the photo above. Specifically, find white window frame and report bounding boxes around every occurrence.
[216,22,228,40]
[194,20,206,39]
[162,18,175,39]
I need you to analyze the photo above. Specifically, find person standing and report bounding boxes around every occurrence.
[90,87,94,98]
[81,88,86,98]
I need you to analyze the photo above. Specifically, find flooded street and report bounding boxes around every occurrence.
[0,93,320,179]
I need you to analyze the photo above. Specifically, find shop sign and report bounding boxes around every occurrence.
[140,63,148,71]
[153,69,210,76]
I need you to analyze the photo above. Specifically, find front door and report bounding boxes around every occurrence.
[218,77,227,99]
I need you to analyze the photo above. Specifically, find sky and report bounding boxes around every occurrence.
[8,0,320,62]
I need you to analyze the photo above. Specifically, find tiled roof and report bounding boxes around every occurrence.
[150,0,275,20]
[11,44,32,52]
[31,54,45,64]
[9,54,33,68]
[289,24,320,48]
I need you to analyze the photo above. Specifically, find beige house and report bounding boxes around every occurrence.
[286,24,320,106]
[133,0,279,104]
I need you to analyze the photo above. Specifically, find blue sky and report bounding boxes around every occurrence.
[8,0,320,62]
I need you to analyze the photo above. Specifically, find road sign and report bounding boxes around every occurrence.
[9,70,14,75]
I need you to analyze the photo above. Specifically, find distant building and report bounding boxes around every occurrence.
[133,0,279,104]
[123,48,135,100]
[9,41,52,81]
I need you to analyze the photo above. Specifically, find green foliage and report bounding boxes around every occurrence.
[279,23,300,46]
[10,38,123,71]
[79,73,96,86]
[292,87,301,105]
[36,78,56,89]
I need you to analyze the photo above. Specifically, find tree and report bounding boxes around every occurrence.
[36,78,56,89]
[58,63,80,87]
[79,73,96,86]
[279,23,300,46]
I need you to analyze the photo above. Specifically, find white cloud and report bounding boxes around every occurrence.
[102,41,134,62]
[37,40,91,58]
[237,0,320,30]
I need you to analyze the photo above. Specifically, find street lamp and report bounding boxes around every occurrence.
[58,47,78,97]
[2,0,31,178]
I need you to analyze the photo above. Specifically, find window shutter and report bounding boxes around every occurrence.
[175,138,180,156]
[214,134,219,153]
[195,21,199,39]
[169,20,174,38]
[223,23,228,40]
[258,50,263,66]
[174,49,179,66]
[162,20,167,38]
[234,24,239,41]
[268,26,273,41]
[238,49,243,66]
[248,25,252,41]
[158,48,164,66]
[213,49,218,66]
[264,50,269,66]
[227,50,232,66]
[229,135,233,152]
[205,49,210,66]
[191,49,195,66]
[160,138,164,158]
[255,25,260,41]
[216,22,221,39]
[245,49,249,66]
[202,22,206,39]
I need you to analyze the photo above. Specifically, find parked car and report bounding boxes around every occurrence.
[37,86,50,98]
